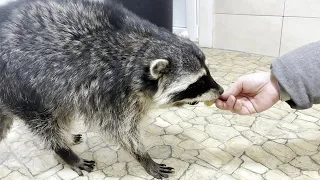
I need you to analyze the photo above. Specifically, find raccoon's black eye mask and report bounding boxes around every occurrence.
[171,75,210,103]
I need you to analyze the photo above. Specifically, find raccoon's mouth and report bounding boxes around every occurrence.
[188,101,199,105]
[173,101,199,107]
[173,101,197,107]
[170,88,222,107]
[173,98,218,107]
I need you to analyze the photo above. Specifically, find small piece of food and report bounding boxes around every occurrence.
[204,100,214,106]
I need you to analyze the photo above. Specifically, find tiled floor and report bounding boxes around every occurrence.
[1,48,320,180]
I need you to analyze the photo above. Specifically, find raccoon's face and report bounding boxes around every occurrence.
[149,39,224,107]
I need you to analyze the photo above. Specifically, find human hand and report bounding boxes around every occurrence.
[215,72,280,115]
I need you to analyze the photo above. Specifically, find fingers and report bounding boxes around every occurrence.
[233,99,242,112]
[219,80,243,100]
[215,99,227,110]
[215,96,250,115]
[215,95,236,110]
[226,95,236,108]
[215,72,275,115]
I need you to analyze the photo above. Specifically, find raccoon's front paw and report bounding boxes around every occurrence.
[147,162,174,179]
[71,159,95,176]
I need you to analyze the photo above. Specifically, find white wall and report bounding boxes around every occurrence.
[213,0,320,57]
[173,0,187,28]
[281,0,320,55]
[173,0,189,37]
[0,0,16,6]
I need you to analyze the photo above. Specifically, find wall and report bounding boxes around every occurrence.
[0,0,16,6]
[213,0,320,57]
[173,0,187,28]
[173,0,187,36]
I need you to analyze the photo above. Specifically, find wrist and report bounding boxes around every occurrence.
[270,73,281,101]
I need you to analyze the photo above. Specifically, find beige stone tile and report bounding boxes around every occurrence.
[278,164,301,178]
[145,124,165,136]
[2,171,31,180]
[302,171,320,180]
[127,161,153,179]
[287,139,318,156]
[217,174,237,180]
[241,130,268,145]
[180,128,209,142]
[164,125,183,135]
[120,175,145,180]
[292,119,320,130]
[102,162,126,177]
[93,148,117,169]
[264,170,291,180]
[290,156,320,171]
[220,157,243,174]
[175,109,197,120]
[179,164,217,180]
[4,48,318,180]
[241,155,268,174]
[229,115,256,127]
[224,136,252,156]
[161,158,189,180]
[148,145,171,159]
[0,165,12,179]
[262,141,296,163]
[233,167,264,180]
[153,117,170,128]
[87,170,106,180]
[245,146,282,169]
[293,175,315,180]
[198,149,223,168]
[205,125,240,142]
[178,140,204,150]
[56,165,79,180]
[206,114,231,126]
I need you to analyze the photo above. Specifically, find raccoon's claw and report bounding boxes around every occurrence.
[82,160,95,171]
[71,159,95,176]
[73,134,82,144]
[147,163,174,179]
[159,164,174,174]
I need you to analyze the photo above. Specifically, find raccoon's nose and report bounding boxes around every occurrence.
[218,87,224,95]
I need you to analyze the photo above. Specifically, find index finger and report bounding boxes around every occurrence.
[219,80,243,100]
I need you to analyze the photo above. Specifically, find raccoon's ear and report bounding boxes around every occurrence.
[150,59,170,79]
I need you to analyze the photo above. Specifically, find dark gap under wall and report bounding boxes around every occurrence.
[118,0,173,32]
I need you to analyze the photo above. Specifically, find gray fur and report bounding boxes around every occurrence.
[0,0,223,178]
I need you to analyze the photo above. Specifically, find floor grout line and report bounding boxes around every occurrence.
[3,140,34,179]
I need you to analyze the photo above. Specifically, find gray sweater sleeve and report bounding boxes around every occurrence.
[271,41,320,109]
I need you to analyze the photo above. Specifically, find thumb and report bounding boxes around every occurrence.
[219,80,243,100]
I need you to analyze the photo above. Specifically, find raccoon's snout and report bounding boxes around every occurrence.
[218,87,224,95]
[169,74,223,107]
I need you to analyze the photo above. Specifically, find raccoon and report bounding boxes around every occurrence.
[0,0,224,178]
